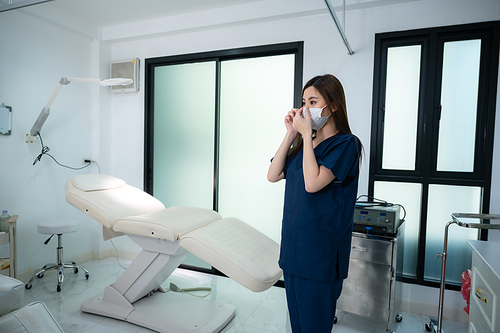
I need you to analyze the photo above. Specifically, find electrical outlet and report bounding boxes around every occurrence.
[82,158,92,165]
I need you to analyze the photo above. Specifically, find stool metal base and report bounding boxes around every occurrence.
[25,233,89,292]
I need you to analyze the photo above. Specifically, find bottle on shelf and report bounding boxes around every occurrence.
[0,210,11,233]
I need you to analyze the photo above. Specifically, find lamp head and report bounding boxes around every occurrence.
[100,78,133,86]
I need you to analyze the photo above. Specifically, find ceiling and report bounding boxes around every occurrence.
[1,0,424,28]
[47,0,265,27]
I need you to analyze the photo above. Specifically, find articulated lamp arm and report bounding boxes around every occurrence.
[30,77,132,136]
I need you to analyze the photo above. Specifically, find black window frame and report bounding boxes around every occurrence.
[369,21,500,290]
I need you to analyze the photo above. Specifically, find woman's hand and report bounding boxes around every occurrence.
[293,106,312,137]
[285,108,299,135]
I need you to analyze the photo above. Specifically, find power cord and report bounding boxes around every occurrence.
[33,132,91,170]
[109,238,129,269]
[169,282,212,298]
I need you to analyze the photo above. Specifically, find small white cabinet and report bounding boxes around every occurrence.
[467,240,500,333]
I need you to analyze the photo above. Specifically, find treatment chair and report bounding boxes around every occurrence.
[65,174,282,333]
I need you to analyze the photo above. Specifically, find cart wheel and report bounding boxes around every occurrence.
[425,321,434,332]
[74,267,79,274]
[333,316,338,324]
[37,273,44,278]
[25,283,32,290]
[395,313,403,322]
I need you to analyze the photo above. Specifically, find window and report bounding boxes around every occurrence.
[369,22,499,288]
[144,42,303,275]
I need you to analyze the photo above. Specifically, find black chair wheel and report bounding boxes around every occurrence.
[395,314,403,322]
[85,273,89,280]
[57,285,61,292]
[333,316,338,324]
[74,267,79,274]
[25,283,32,290]
[37,273,44,278]
[425,322,434,332]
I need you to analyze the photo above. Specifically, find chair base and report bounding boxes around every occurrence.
[82,285,235,333]
[25,233,89,292]
[25,261,89,292]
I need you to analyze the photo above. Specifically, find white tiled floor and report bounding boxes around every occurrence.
[19,257,468,333]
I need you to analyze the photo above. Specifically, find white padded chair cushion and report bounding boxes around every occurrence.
[0,275,24,316]
[66,179,165,229]
[0,301,63,332]
[114,206,222,241]
[73,174,126,192]
[37,219,79,235]
[178,217,282,292]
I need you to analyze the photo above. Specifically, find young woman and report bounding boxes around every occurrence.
[267,74,362,333]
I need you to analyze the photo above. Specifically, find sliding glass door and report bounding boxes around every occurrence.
[145,43,303,271]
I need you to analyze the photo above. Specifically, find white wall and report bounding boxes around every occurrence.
[105,0,500,321]
[0,9,111,277]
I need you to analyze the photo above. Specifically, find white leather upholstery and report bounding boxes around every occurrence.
[0,275,24,316]
[179,217,282,292]
[65,177,165,230]
[65,174,282,292]
[114,206,222,242]
[0,302,63,332]
[37,219,79,235]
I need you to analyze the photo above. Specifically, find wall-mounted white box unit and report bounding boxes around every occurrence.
[111,58,139,93]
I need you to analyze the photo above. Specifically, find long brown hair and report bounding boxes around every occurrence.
[289,74,362,160]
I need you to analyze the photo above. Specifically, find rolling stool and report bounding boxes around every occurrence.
[25,219,89,292]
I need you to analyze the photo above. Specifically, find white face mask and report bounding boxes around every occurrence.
[303,105,330,130]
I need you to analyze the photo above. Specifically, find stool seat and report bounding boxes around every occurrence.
[37,219,79,235]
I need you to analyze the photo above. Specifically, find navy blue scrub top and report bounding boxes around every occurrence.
[278,133,360,283]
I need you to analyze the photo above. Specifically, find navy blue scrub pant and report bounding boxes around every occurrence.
[284,272,344,333]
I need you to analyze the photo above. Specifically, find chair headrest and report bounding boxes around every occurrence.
[73,174,126,192]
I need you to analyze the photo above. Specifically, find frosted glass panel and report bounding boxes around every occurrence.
[382,45,421,171]
[437,40,481,172]
[374,181,422,278]
[153,62,215,209]
[153,62,216,270]
[424,185,481,284]
[218,55,294,244]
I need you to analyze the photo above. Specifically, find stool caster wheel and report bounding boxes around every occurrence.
[333,316,338,324]
[85,272,89,280]
[74,267,79,274]
[395,313,403,322]
[57,285,61,292]
[25,283,32,290]
[37,273,44,278]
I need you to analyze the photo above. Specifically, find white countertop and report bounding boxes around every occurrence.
[467,239,500,281]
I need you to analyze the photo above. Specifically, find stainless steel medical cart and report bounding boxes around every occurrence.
[336,222,405,333]
[425,213,500,333]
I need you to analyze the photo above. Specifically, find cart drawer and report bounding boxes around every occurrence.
[349,236,394,266]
